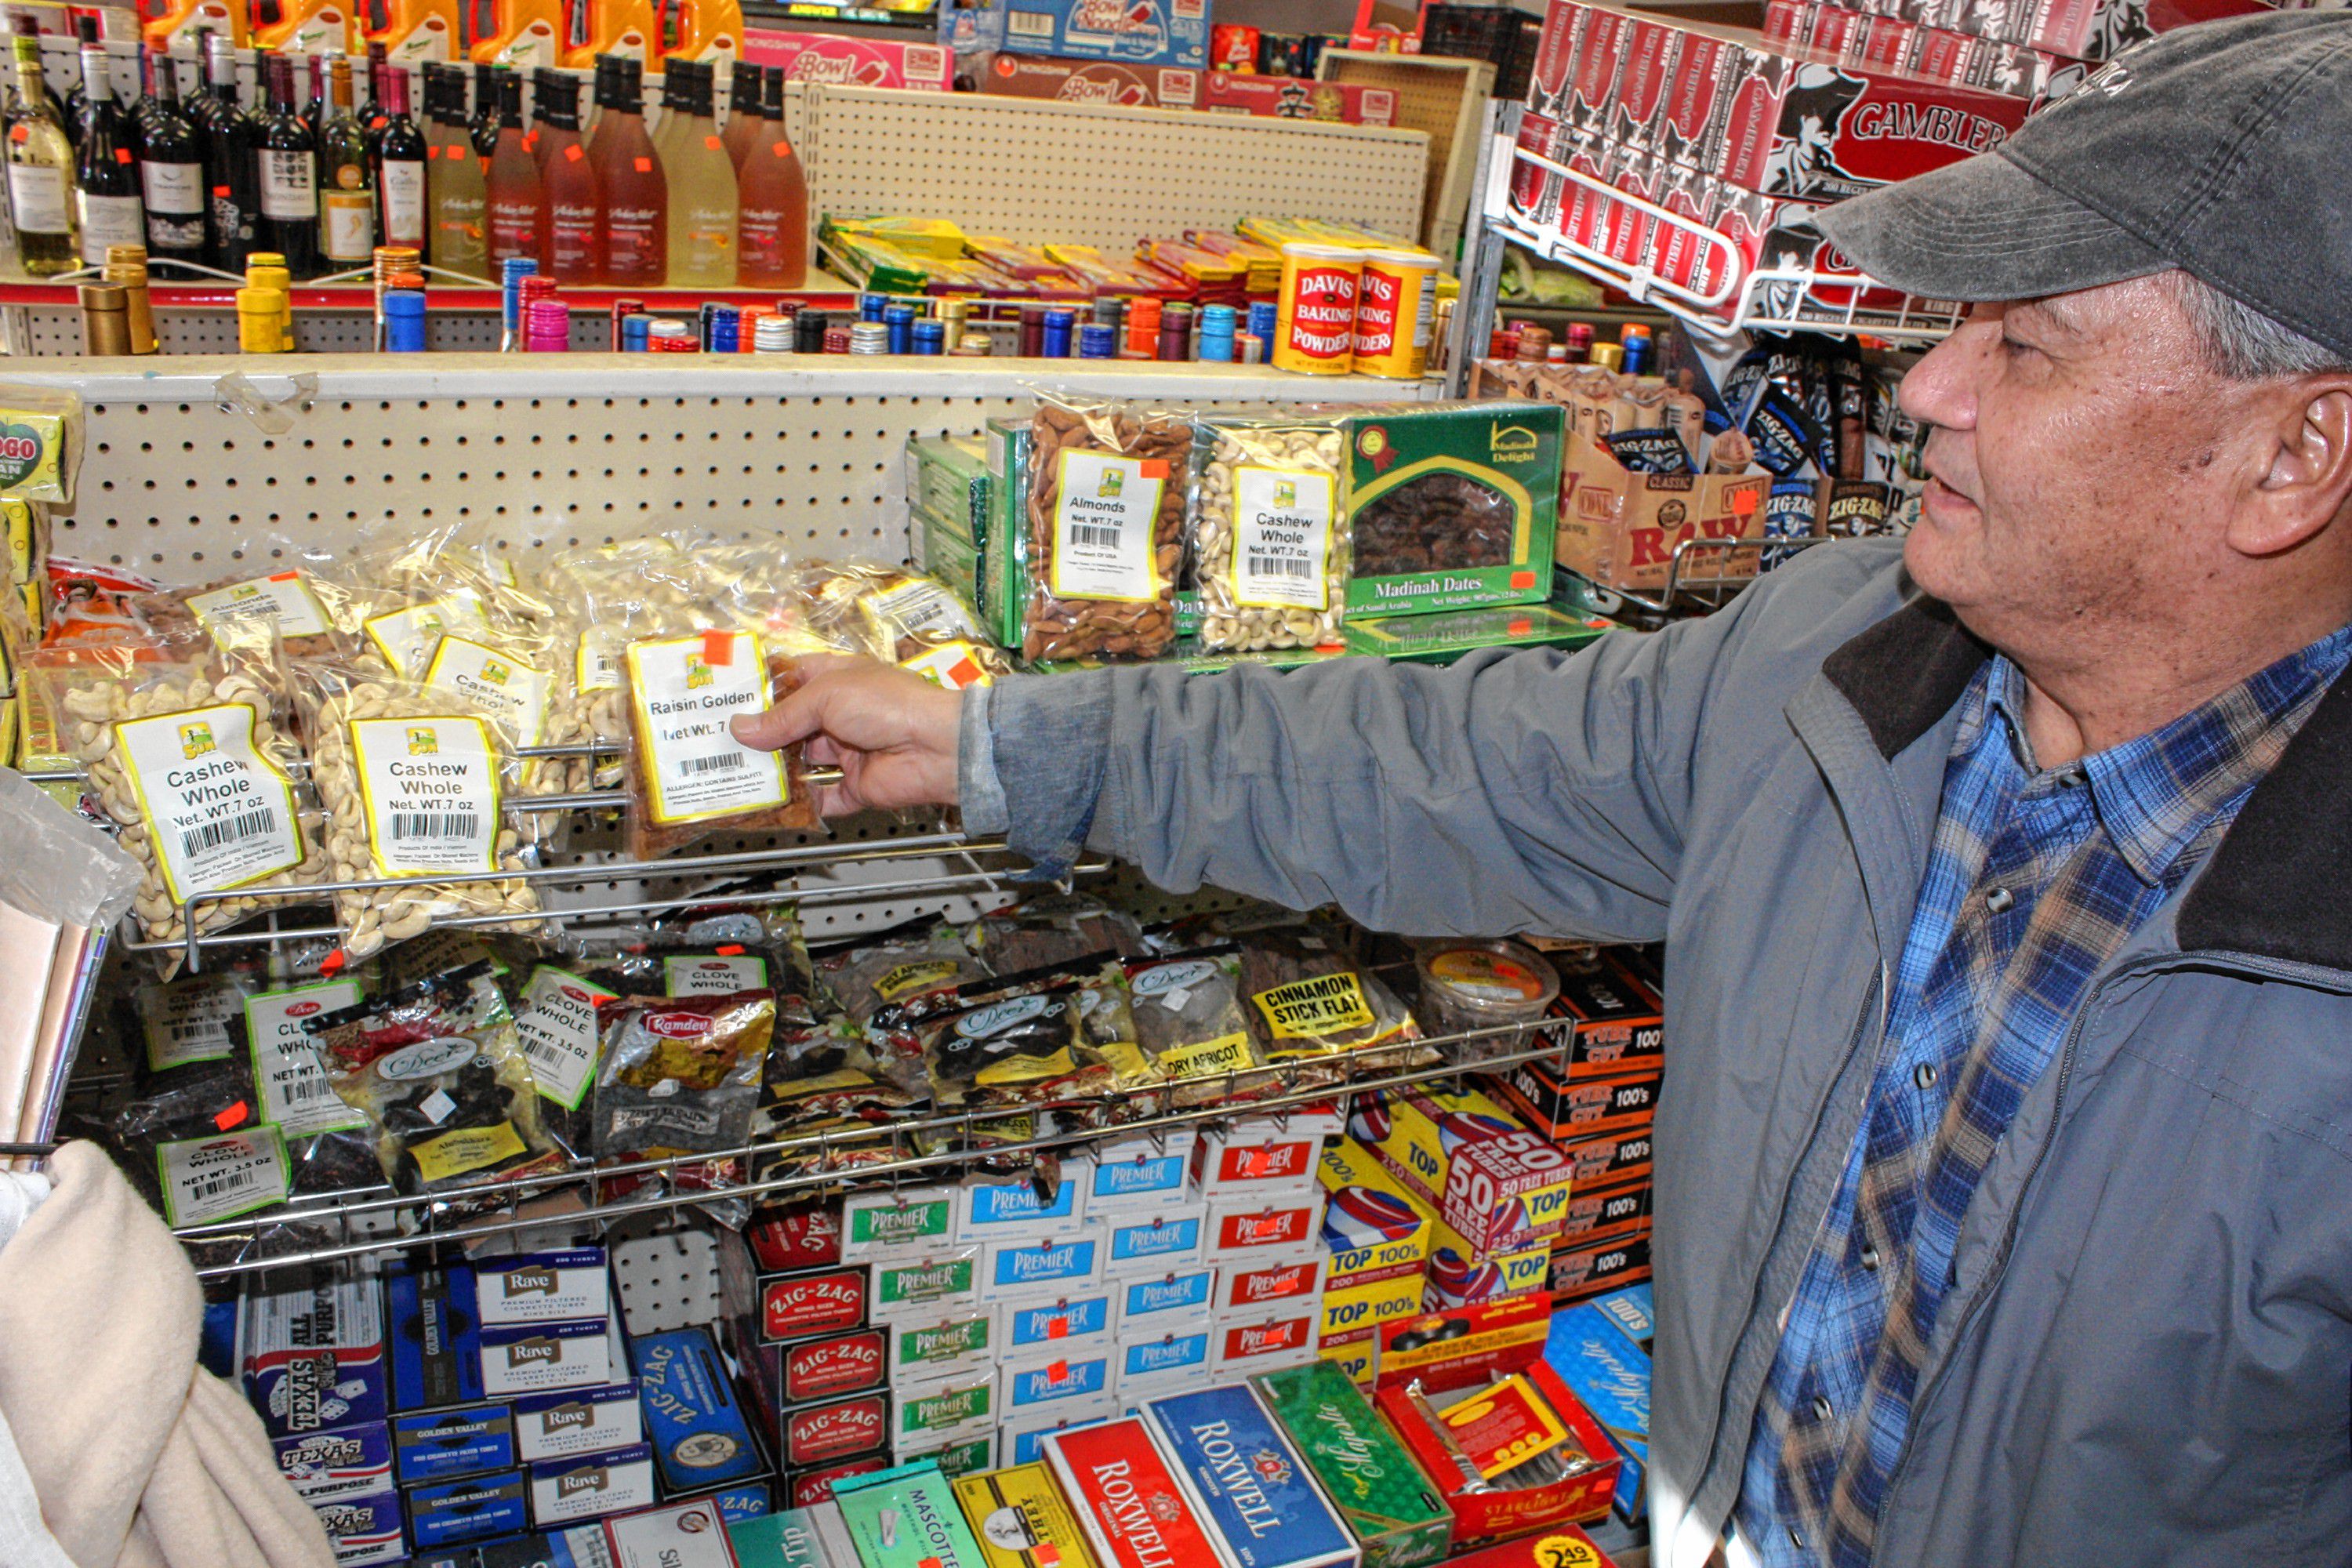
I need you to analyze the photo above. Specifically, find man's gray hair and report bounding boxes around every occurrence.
[2168,270,2352,380]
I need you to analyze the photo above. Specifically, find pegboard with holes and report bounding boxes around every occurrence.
[802,84,1429,249]
[613,1229,724,1337]
[9,357,1427,578]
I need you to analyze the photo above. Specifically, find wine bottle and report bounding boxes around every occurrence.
[587,53,660,286]
[719,56,757,174]
[2,33,76,275]
[129,42,160,157]
[467,60,499,156]
[74,29,147,266]
[317,53,373,267]
[198,31,260,270]
[137,43,205,264]
[653,59,731,288]
[422,61,485,278]
[532,67,596,283]
[305,49,329,135]
[735,67,804,289]
[61,17,93,151]
[256,52,320,277]
[361,39,387,158]
[374,56,425,249]
[481,69,543,269]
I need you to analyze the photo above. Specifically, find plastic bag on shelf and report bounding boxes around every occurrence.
[591,989,776,1185]
[808,560,1012,691]
[305,958,567,1199]
[548,536,705,790]
[1189,413,1352,654]
[1123,944,1273,1106]
[25,616,331,968]
[0,385,82,506]
[1235,925,1428,1077]
[966,891,1146,972]
[291,656,543,960]
[410,590,585,806]
[920,975,1119,1114]
[1023,394,1190,662]
[615,546,834,862]
[169,535,365,663]
[816,917,989,1025]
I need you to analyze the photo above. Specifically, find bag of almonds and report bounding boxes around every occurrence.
[26,616,328,973]
[1189,413,1352,654]
[1023,394,1189,662]
[292,656,544,960]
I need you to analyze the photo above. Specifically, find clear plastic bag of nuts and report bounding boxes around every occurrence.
[24,617,329,975]
[1023,394,1189,662]
[548,537,704,791]
[290,655,544,960]
[1189,413,1352,654]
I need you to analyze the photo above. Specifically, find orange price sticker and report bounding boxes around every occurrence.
[1045,1316,1068,1339]
[771,140,791,158]
[1138,459,1169,480]
[704,133,722,151]
[634,156,652,172]
[114,147,132,164]
[7,125,25,143]
[1730,486,1760,516]
[564,143,583,161]
[701,629,735,666]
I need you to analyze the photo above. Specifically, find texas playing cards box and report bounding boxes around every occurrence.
[1044,1418,1234,1568]
[1138,1387,1358,1568]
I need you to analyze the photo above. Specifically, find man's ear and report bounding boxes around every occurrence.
[2230,382,2352,557]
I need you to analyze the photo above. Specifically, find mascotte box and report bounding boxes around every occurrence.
[1140,1386,1360,1568]
[1254,1361,1452,1568]
[1342,403,1563,618]
[831,1459,991,1568]
[245,1280,389,1440]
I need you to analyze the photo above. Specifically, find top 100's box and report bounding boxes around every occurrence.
[1356,1085,1577,1255]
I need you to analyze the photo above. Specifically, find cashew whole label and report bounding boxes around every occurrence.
[1230,464,1336,612]
[425,634,554,748]
[626,631,787,824]
[114,702,304,903]
[1049,450,1164,604]
[350,714,503,877]
[363,589,489,678]
[185,571,333,638]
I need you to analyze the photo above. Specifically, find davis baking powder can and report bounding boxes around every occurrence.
[1273,241,1364,374]
[1353,247,1440,379]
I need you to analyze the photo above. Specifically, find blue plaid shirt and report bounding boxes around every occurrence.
[1735,625,2352,1567]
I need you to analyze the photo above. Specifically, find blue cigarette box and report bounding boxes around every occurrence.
[392,1404,517,1485]
[1544,1302,1651,1523]
[388,1265,485,1412]
[633,1327,768,1492]
[405,1468,528,1549]
[273,1421,394,1501]
[1140,1385,1357,1568]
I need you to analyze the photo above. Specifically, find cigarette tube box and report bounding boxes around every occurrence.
[1140,1385,1359,1568]
[529,1443,659,1530]
[274,1421,394,1501]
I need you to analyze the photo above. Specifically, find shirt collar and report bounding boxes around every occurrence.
[1973,625,2352,887]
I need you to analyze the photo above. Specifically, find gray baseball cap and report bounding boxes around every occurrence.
[1810,11,2352,360]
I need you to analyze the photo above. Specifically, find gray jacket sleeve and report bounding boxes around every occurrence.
[965,550,1820,940]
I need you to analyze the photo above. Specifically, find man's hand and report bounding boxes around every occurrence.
[730,655,964,817]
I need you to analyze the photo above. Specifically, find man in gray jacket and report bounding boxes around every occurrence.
[736,15,2352,1566]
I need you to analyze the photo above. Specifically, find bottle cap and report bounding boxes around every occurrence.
[849,321,889,354]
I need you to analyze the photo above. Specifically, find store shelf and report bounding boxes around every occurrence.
[1317,48,1495,260]
[170,1018,1575,1279]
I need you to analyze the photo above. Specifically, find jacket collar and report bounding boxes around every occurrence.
[1819,591,2352,974]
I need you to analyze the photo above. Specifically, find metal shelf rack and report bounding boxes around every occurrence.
[171,1018,1580,1279]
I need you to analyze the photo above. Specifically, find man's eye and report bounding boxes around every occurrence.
[2002,336,2038,358]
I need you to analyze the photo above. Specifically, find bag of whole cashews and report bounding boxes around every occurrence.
[1187,412,1355,655]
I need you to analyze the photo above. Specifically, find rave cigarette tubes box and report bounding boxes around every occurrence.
[274,1421,396,1501]
[1139,1386,1359,1568]
[472,1249,611,1329]
[632,1328,769,1493]
[391,1405,514,1486]
[955,1461,1102,1568]
[1359,1084,1576,1255]
[740,30,953,90]
[481,1315,628,1400]
[511,1384,644,1465]
[1205,1192,1329,1265]
[246,1282,390,1441]
[529,1443,659,1530]
[1045,1417,1234,1568]
[832,1459,993,1568]
[839,1186,960,1259]
[1253,1361,1454,1568]
[315,1490,407,1566]
[1318,1138,1436,1290]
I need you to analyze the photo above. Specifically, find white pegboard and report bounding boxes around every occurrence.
[2,357,1428,576]
[803,85,1430,248]
[613,1229,724,1336]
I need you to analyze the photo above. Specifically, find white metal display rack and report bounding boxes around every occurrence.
[17,357,1482,1278]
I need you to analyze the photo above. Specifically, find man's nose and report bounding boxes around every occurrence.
[1899,312,2000,432]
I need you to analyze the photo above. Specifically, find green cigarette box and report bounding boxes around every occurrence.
[1342,401,1563,618]
[1253,1360,1454,1568]
[832,1460,991,1568]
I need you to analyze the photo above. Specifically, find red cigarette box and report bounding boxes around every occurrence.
[1567,5,1632,136]
[1045,1417,1228,1568]
[1553,1180,1653,1247]
[1557,1125,1657,1190]
[764,1327,887,1406]
[1446,1526,1622,1567]
[1216,1257,1326,1316]
[1529,0,1589,117]
[746,1202,842,1273]
[1607,16,1684,152]
[740,30,952,89]
[756,1268,868,1344]
[775,1390,887,1468]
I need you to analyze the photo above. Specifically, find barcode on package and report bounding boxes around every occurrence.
[157,1126,289,1227]
[1230,465,1334,612]
[180,808,282,858]
[1071,524,1124,550]
[391,811,481,840]
[681,753,744,775]
[1009,11,1053,34]
[1246,554,1313,579]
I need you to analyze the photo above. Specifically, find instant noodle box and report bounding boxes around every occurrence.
[1253,1361,1453,1568]
[1361,1084,1576,1255]
[1341,404,1562,618]
[1140,1386,1360,1568]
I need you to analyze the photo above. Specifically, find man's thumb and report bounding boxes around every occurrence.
[731,683,826,752]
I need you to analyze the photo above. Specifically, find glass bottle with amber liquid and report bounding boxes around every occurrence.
[719,57,758,173]
[532,68,597,283]
[734,67,804,289]
[317,54,375,270]
[423,63,486,278]
[2,33,77,275]
[652,59,731,287]
[587,53,661,287]
[481,69,543,270]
